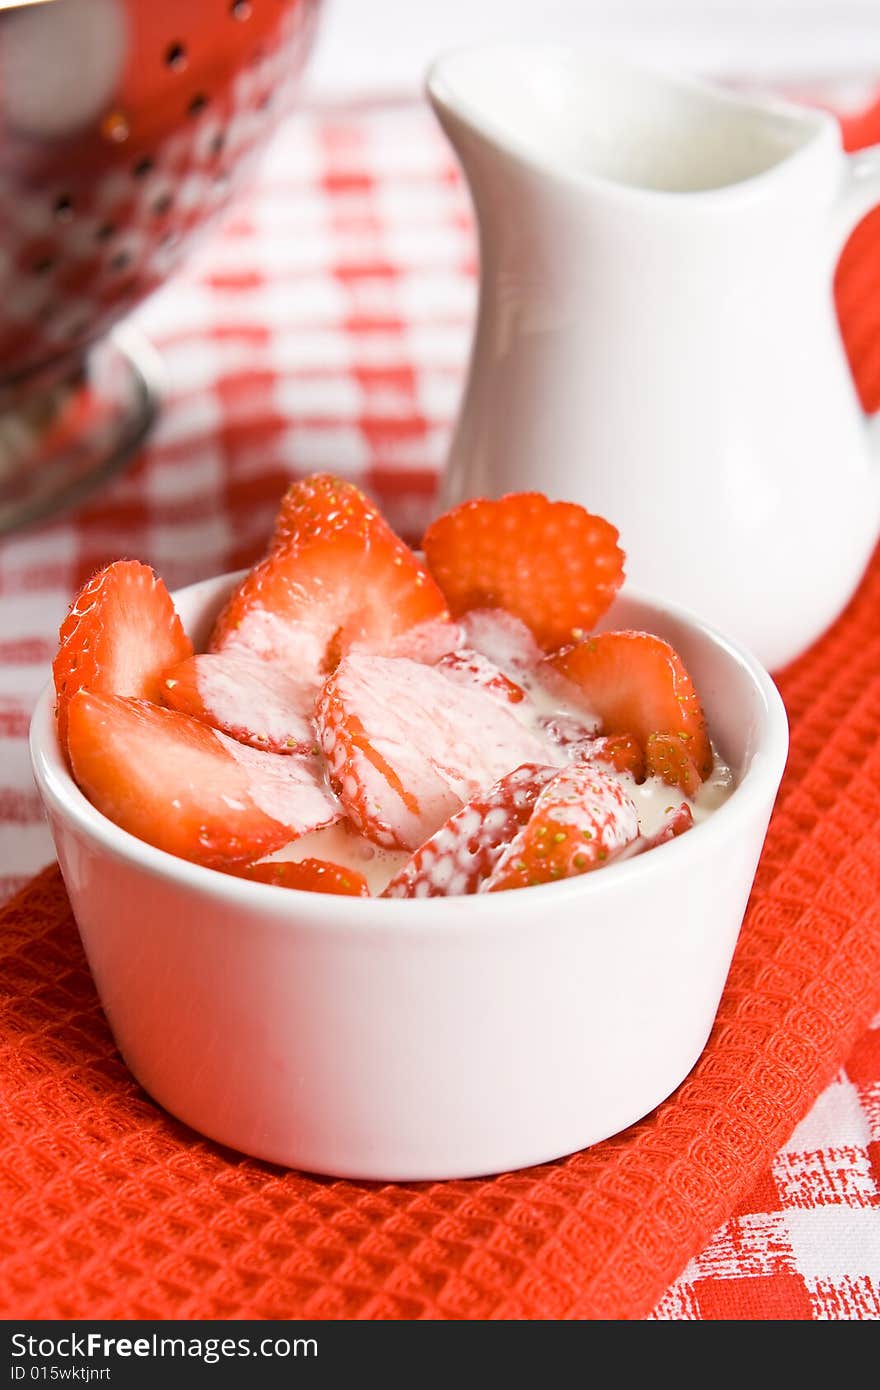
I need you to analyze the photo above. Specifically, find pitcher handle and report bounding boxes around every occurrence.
[835,144,880,461]
[839,144,880,233]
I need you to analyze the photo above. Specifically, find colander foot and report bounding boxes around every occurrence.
[0,327,161,538]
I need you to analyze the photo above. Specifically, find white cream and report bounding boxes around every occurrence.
[456,608,601,743]
[262,748,735,895]
[513,667,601,743]
[222,605,327,672]
[603,744,734,839]
[268,823,408,897]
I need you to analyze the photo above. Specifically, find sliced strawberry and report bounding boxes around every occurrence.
[161,651,318,754]
[423,493,625,651]
[382,763,558,898]
[578,733,646,781]
[232,858,370,896]
[547,630,713,779]
[435,649,526,704]
[67,691,339,868]
[645,732,702,796]
[315,652,557,850]
[642,802,694,849]
[53,560,192,748]
[211,474,448,673]
[484,764,639,892]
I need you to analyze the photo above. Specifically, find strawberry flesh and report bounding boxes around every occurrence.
[316,652,558,850]
[424,493,625,651]
[162,651,318,754]
[435,648,526,704]
[645,731,703,796]
[67,691,339,868]
[53,560,192,749]
[232,858,370,896]
[382,617,463,665]
[458,608,544,674]
[547,629,713,779]
[574,733,646,781]
[210,474,448,674]
[540,713,602,748]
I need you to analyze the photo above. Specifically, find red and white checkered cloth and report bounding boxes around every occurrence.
[0,101,878,1319]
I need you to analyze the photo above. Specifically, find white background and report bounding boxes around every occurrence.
[307,0,880,100]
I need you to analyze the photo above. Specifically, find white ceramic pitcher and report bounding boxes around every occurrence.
[428,46,880,670]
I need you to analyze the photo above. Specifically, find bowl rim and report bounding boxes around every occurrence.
[30,574,789,927]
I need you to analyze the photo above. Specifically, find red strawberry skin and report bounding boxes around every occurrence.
[210,475,448,673]
[423,492,625,651]
[485,764,639,892]
[53,560,192,749]
[645,732,703,796]
[383,763,558,898]
[67,691,338,868]
[233,858,370,897]
[162,652,318,755]
[547,629,713,779]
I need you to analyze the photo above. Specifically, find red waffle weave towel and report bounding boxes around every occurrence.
[1,99,880,1321]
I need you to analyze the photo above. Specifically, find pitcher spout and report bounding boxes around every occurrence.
[427,44,829,198]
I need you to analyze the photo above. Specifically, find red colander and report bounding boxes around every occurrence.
[0,0,321,533]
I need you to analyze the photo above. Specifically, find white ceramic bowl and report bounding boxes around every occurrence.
[30,572,788,1180]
